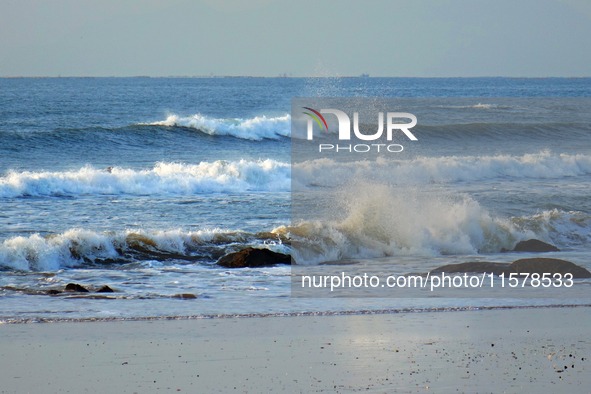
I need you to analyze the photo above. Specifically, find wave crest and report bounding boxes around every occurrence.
[1,207,587,270]
[293,151,591,188]
[0,228,288,271]
[284,187,522,264]
[144,113,290,140]
[2,152,587,198]
[285,182,590,264]
[0,160,291,197]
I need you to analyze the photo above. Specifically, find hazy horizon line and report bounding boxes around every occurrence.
[1,75,590,79]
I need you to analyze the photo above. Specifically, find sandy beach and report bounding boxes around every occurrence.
[1,306,589,393]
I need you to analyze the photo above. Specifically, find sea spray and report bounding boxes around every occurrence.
[287,182,536,264]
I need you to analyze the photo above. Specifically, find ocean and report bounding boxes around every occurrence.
[1,77,590,322]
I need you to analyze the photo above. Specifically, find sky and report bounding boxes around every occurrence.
[0,0,590,77]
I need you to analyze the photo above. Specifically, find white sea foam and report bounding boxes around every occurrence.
[282,185,526,264]
[283,183,590,264]
[146,113,291,140]
[1,152,588,198]
[0,207,587,270]
[512,209,591,248]
[0,160,291,197]
[287,151,591,264]
[0,228,286,271]
[1,152,589,198]
[0,229,120,271]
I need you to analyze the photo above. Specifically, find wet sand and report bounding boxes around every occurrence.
[1,307,590,393]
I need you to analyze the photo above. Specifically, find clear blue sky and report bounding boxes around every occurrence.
[1,0,589,77]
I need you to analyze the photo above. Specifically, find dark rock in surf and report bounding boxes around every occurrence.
[510,258,591,279]
[64,283,89,292]
[511,239,559,253]
[172,293,197,299]
[217,247,292,268]
[429,258,590,279]
[96,285,115,293]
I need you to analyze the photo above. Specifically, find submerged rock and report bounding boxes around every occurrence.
[124,233,202,262]
[429,258,591,279]
[60,283,116,294]
[217,247,291,268]
[64,283,89,292]
[511,239,559,253]
[172,293,197,299]
[510,258,591,279]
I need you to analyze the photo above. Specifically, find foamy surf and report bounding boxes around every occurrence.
[0,207,586,271]
[287,182,591,264]
[288,187,521,264]
[293,151,591,188]
[0,228,288,271]
[144,113,291,140]
[2,152,589,198]
[0,160,291,197]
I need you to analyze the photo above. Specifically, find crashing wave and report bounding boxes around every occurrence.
[144,113,290,140]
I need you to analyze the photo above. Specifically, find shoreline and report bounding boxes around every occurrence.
[2,302,591,325]
[1,306,590,392]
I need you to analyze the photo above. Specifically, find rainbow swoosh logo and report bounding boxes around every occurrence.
[302,107,328,131]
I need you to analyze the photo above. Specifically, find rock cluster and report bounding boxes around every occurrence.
[217,247,292,268]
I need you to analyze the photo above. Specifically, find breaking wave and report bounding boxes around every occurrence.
[0,228,289,271]
[293,151,591,188]
[2,151,589,198]
[284,183,591,264]
[0,160,290,197]
[0,207,588,270]
[144,113,290,140]
[2,152,589,198]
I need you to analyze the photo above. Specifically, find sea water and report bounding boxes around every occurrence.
[1,77,590,322]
